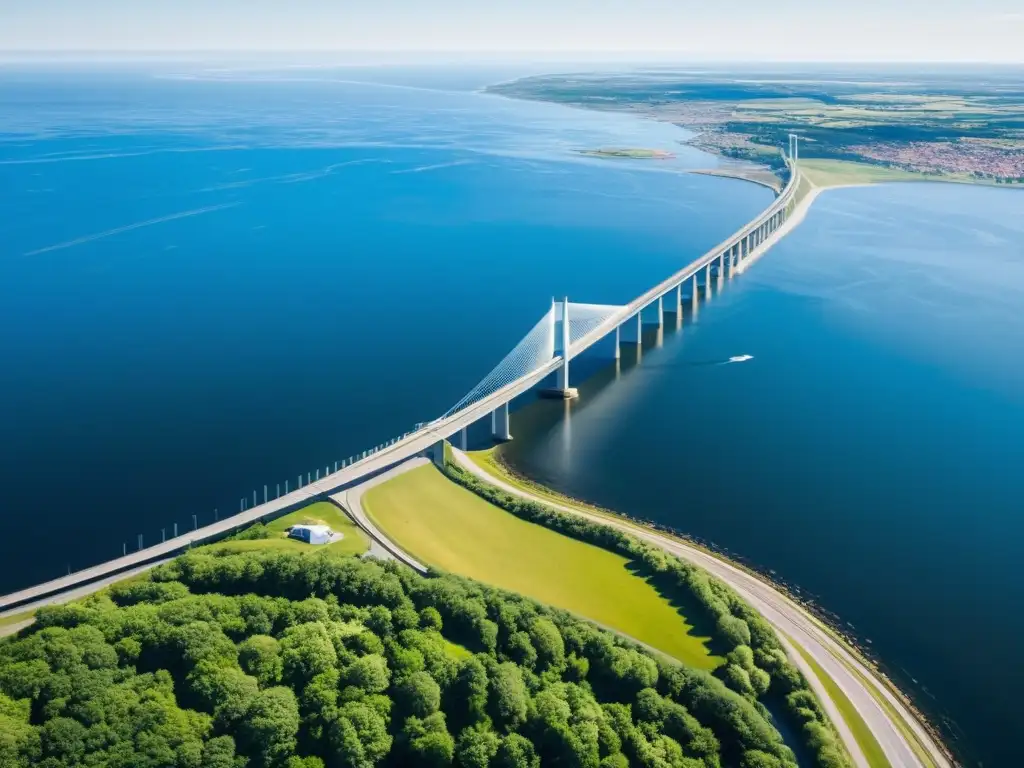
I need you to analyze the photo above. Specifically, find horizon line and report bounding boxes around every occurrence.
[1,50,1023,66]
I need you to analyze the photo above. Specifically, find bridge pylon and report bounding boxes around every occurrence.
[540,297,579,399]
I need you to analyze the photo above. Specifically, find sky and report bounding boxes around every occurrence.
[1,0,1023,63]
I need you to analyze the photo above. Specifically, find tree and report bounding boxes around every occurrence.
[344,654,391,696]
[280,623,337,684]
[0,549,829,768]
[494,733,540,768]
[39,716,87,764]
[528,618,565,671]
[328,700,392,768]
[201,735,242,768]
[397,670,441,718]
[239,635,284,687]
[186,661,260,728]
[723,664,756,697]
[505,632,537,670]
[741,750,785,768]
[0,705,40,767]
[455,724,500,768]
[448,656,489,728]
[402,712,455,767]
[239,686,300,768]
[420,607,443,632]
[489,663,528,732]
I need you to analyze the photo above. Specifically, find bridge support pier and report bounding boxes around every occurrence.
[427,439,447,468]
[491,402,512,442]
[459,427,468,451]
[540,297,579,399]
[614,325,621,359]
[656,295,663,328]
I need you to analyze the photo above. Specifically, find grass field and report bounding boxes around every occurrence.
[363,463,722,670]
[464,448,947,764]
[203,502,369,557]
[791,639,890,768]
[799,159,943,188]
[0,610,35,632]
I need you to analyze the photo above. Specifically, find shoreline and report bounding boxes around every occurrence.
[483,82,1022,194]
[690,167,782,192]
[476,446,955,768]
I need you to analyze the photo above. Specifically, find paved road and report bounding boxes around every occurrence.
[0,560,172,637]
[329,459,430,573]
[0,461,433,638]
[449,449,950,768]
[0,165,802,615]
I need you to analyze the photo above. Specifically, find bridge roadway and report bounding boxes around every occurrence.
[0,162,801,614]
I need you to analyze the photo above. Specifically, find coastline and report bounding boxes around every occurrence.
[690,167,782,192]
[473,446,955,768]
[482,83,1022,194]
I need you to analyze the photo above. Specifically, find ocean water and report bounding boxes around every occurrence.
[0,63,769,590]
[503,181,1024,767]
[4,61,1016,766]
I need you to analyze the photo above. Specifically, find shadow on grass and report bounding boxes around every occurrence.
[623,558,731,662]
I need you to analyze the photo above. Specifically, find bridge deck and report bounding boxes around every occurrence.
[0,164,801,613]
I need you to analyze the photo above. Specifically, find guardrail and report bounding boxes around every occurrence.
[0,161,802,613]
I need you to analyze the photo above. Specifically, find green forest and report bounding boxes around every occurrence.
[1,542,840,768]
[440,461,851,768]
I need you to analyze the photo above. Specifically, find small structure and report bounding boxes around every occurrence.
[287,524,334,545]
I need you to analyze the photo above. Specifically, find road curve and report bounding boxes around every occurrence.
[329,459,431,573]
[0,165,801,615]
[449,448,950,768]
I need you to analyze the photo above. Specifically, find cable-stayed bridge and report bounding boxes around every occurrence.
[0,158,803,612]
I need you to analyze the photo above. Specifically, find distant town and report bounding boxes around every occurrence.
[491,70,1024,185]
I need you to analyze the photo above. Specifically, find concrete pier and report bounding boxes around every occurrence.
[491,402,512,441]
[540,297,579,399]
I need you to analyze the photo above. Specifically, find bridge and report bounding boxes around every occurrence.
[0,157,803,613]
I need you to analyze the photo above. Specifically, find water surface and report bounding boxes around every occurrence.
[0,63,769,589]
[503,181,1024,767]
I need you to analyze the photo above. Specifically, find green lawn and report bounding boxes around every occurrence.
[363,464,722,671]
[0,610,35,633]
[800,159,941,188]
[200,502,369,557]
[791,640,890,768]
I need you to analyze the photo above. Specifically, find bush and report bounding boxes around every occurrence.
[0,550,810,768]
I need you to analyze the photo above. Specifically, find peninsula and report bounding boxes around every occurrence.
[579,147,676,159]
[491,69,1024,188]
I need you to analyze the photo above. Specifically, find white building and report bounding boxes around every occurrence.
[287,524,334,545]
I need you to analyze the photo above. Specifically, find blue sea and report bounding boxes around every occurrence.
[503,181,1024,767]
[2,62,1021,766]
[0,62,767,584]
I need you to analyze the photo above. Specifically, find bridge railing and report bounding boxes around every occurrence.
[565,159,801,362]
[0,159,804,612]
